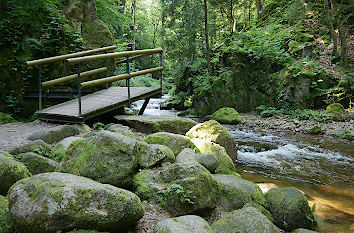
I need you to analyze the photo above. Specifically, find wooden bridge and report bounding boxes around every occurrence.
[26,46,163,123]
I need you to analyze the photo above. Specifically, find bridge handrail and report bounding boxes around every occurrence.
[26,45,117,66]
[81,67,163,88]
[67,48,163,64]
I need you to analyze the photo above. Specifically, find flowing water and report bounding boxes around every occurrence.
[131,97,354,232]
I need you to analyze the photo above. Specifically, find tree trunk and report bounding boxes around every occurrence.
[243,0,248,28]
[132,0,136,51]
[325,0,337,56]
[230,0,234,34]
[203,0,211,75]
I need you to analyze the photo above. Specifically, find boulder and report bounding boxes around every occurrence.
[326,103,344,112]
[133,162,221,216]
[176,149,219,173]
[13,152,58,174]
[243,202,274,222]
[106,123,136,139]
[27,125,80,144]
[186,120,237,161]
[58,131,138,188]
[213,174,266,211]
[211,207,280,233]
[8,172,144,233]
[0,195,13,233]
[67,230,108,233]
[135,141,175,168]
[51,136,82,162]
[292,229,319,233]
[191,139,239,176]
[0,152,31,195]
[210,107,242,124]
[9,140,52,156]
[264,187,315,231]
[145,132,198,155]
[115,115,197,135]
[154,215,213,233]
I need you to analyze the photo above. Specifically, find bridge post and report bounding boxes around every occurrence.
[38,65,42,111]
[126,57,131,105]
[105,58,108,89]
[77,64,82,116]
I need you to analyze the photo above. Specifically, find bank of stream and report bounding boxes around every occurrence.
[132,96,354,233]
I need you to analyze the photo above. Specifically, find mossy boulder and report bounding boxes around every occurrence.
[8,172,144,233]
[243,202,274,222]
[191,139,239,176]
[176,149,219,173]
[307,126,322,134]
[213,174,266,211]
[326,103,344,112]
[133,162,221,216]
[186,120,237,161]
[0,112,13,125]
[58,131,138,188]
[211,207,280,233]
[13,152,58,174]
[292,229,319,233]
[9,140,52,156]
[0,152,31,195]
[211,107,242,124]
[106,123,136,139]
[135,141,175,168]
[51,136,82,162]
[0,195,13,233]
[154,215,213,233]
[67,230,108,233]
[265,187,315,231]
[27,125,80,144]
[144,132,199,155]
[116,115,197,135]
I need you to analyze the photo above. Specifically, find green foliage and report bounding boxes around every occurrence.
[157,183,197,205]
[92,122,113,131]
[31,148,51,158]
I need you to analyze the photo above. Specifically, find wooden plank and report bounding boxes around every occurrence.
[37,87,162,123]
[26,45,117,66]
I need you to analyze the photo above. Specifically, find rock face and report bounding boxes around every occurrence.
[144,132,198,155]
[8,172,144,233]
[186,120,237,161]
[154,215,213,233]
[58,131,138,188]
[106,124,136,139]
[27,125,80,144]
[265,187,315,231]
[135,141,175,168]
[243,202,274,222]
[176,149,219,173]
[191,139,238,176]
[211,207,280,233]
[211,107,242,124]
[214,174,266,211]
[292,229,319,233]
[116,115,197,135]
[133,162,220,216]
[51,136,83,162]
[0,152,31,195]
[13,152,58,174]
[0,195,13,233]
[9,140,52,156]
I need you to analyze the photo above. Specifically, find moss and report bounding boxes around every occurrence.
[0,195,13,233]
[243,202,273,222]
[326,103,344,112]
[0,153,31,195]
[191,139,239,176]
[50,144,66,162]
[186,120,238,161]
[211,108,242,124]
[307,126,322,134]
[9,140,52,156]
[265,187,315,231]
[13,152,58,174]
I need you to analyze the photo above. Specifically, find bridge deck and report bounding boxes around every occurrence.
[37,86,161,123]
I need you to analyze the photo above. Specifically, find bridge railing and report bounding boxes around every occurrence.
[66,48,164,116]
[26,45,117,111]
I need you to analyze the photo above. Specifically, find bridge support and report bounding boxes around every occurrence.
[139,98,150,115]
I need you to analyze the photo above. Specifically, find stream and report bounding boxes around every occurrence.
[131,96,354,233]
